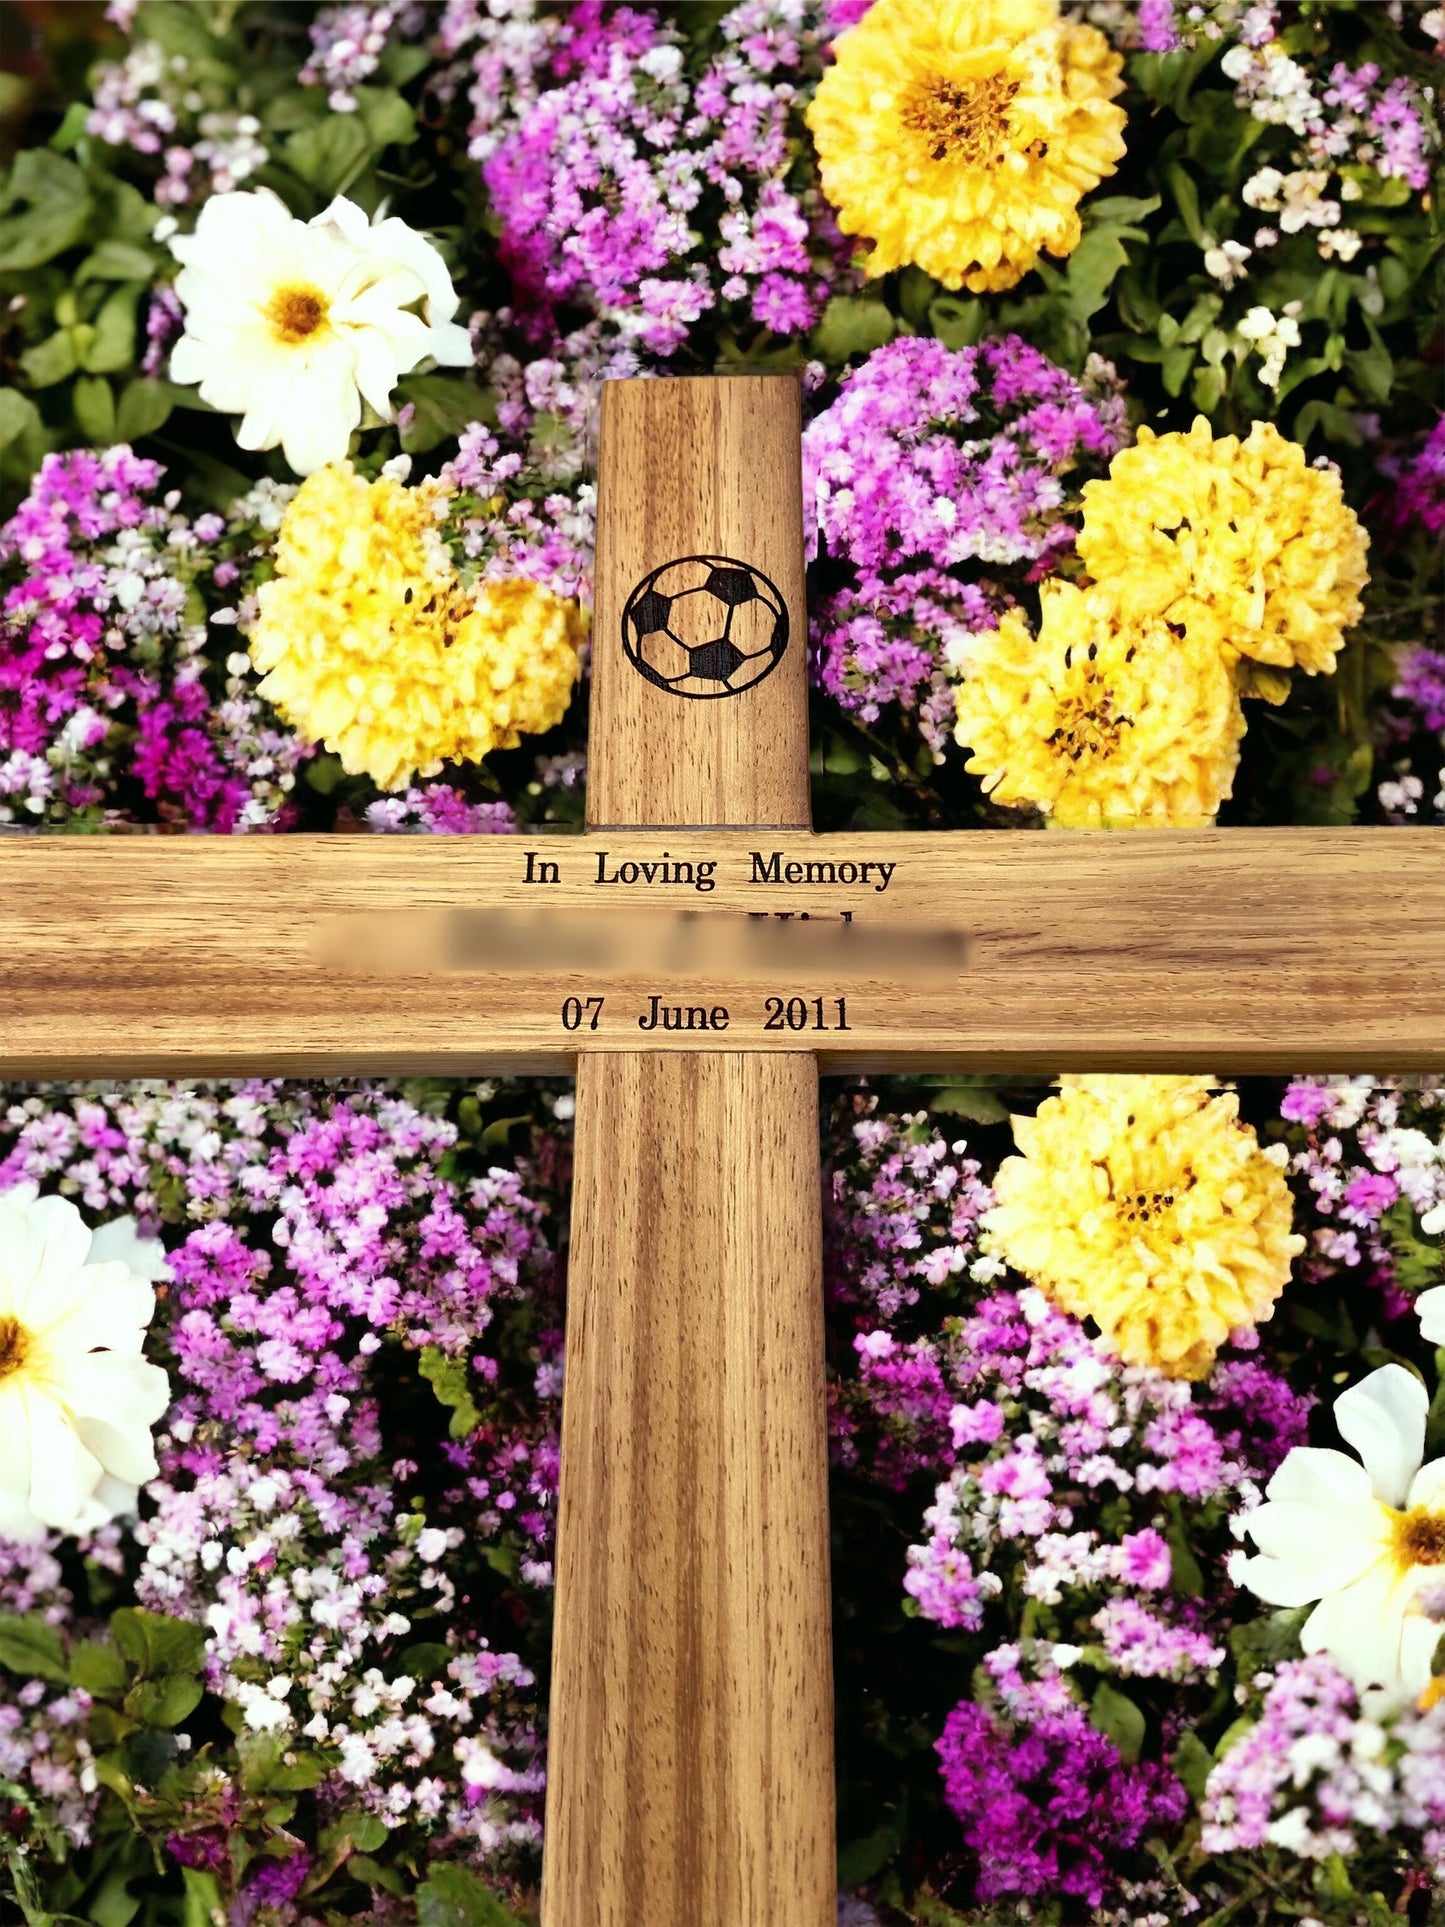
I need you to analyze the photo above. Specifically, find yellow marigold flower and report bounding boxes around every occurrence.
[1077,417,1370,681]
[805,0,1128,294]
[952,581,1245,827]
[983,1076,1305,1380]
[247,463,584,791]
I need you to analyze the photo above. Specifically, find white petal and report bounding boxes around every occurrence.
[279,350,362,476]
[4,1193,92,1324]
[70,1475,141,1536]
[1299,1554,1414,1697]
[348,326,407,420]
[1265,1444,1374,1510]
[425,319,474,368]
[41,1260,155,1356]
[1399,1611,1443,1701]
[22,1388,104,1534]
[1407,1454,1445,1510]
[50,1348,171,1441]
[1242,1497,1387,1598]
[87,1217,171,1285]
[0,1382,34,1525]
[335,203,462,326]
[1417,1286,1445,1346]
[1335,1363,1427,1507]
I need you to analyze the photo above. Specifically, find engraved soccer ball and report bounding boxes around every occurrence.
[622,555,789,700]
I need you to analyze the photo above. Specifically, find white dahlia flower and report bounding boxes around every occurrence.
[1235,1363,1445,1708]
[0,1184,172,1542]
[168,188,472,476]
[1419,1285,1445,1346]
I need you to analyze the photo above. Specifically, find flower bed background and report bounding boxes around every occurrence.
[0,1073,1443,1927]
[1,1,1443,1923]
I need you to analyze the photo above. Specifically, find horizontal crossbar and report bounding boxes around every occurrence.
[1,829,1441,1075]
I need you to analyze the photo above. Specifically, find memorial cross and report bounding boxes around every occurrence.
[2,376,1444,1927]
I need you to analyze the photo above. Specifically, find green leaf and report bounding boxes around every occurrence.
[398,374,488,455]
[1161,341,1197,397]
[350,1854,408,1896]
[353,86,417,150]
[1163,163,1204,246]
[837,1801,906,1884]
[1166,1512,1205,1598]
[0,387,42,451]
[379,42,434,87]
[0,150,92,270]
[19,331,78,389]
[419,1346,483,1441]
[81,284,142,374]
[809,294,896,362]
[76,240,159,285]
[1059,221,1142,322]
[926,1085,1009,1125]
[1171,1729,1213,1801]
[0,1614,68,1684]
[285,116,371,197]
[116,377,177,443]
[73,374,116,443]
[304,752,347,795]
[180,1867,224,1927]
[1090,1680,1145,1765]
[110,1607,207,1679]
[416,1863,524,1927]
[928,294,984,350]
[236,1730,324,1793]
[88,1867,142,1927]
[321,1808,390,1854]
[124,1673,204,1728]
[68,1638,128,1698]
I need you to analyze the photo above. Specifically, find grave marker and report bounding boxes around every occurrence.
[2,376,1443,1926]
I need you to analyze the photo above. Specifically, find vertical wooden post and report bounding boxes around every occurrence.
[542,378,835,1926]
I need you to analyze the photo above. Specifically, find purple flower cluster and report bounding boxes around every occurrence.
[802,337,1127,750]
[474,0,854,354]
[0,1539,97,1849]
[0,1080,567,1870]
[1277,1076,1445,1312]
[823,1095,992,1485]
[441,418,598,608]
[1201,1655,1445,1874]
[937,1663,1189,1907]
[0,449,308,831]
[900,1286,1308,1675]
[1381,418,1445,540]
[300,0,429,111]
[820,1090,1323,1909]
[365,786,518,835]
[86,39,267,206]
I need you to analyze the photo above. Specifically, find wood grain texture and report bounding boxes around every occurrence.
[546,376,834,1927]
[543,1052,833,1927]
[1,828,1442,1075]
[587,375,812,832]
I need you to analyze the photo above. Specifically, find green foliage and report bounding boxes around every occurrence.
[419,1343,484,1439]
[416,1863,528,1926]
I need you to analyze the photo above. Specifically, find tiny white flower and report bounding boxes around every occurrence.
[0,1186,171,1542]
[1238,306,1276,342]
[1418,1286,1445,1346]
[1236,1364,1445,1707]
[169,188,472,477]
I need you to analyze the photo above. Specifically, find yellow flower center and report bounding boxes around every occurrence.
[1420,1674,1445,1713]
[900,72,1019,168]
[0,1314,32,1381]
[1392,1504,1445,1571]
[265,284,330,346]
[1045,658,1136,764]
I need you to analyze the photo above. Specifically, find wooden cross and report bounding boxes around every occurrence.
[3,377,1443,1927]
